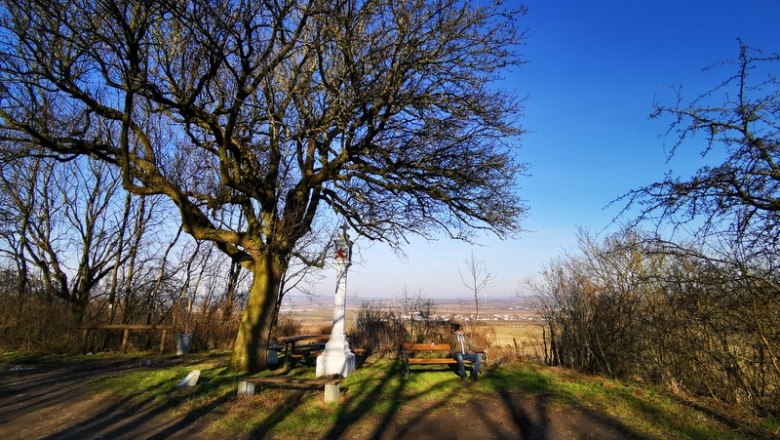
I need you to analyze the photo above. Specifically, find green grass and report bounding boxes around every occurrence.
[487,365,745,440]
[4,351,775,439]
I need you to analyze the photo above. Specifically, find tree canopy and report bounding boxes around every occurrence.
[0,0,528,372]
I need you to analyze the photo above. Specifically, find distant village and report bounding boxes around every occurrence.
[280,294,541,323]
[398,311,540,322]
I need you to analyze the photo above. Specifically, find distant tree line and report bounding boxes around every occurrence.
[0,154,324,353]
[533,45,780,416]
[0,154,253,351]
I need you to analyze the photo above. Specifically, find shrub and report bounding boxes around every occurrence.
[348,304,407,357]
[0,295,81,353]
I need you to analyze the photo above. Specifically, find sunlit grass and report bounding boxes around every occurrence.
[83,352,241,419]
[7,350,774,439]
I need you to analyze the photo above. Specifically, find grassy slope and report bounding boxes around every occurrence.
[2,351,777,439]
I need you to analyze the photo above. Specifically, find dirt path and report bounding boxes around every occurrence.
[0,359,638,439]
[0,358,206,439]
[369,390,639,440]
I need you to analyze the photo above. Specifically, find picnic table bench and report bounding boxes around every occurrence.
[274,335,366,366]
[401,343,485,376]
[237,376,342,402]
[277,334,330,365]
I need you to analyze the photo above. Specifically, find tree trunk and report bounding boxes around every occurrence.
[229,256,283,373]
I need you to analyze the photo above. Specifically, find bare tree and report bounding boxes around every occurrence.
[0,157,128,322]
[395,285,439,343]
[0,0,528,372]
[619,42,780,407]
[458,251,495,322]
[623,42,780,255]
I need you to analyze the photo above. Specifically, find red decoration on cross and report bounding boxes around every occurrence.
[336,248,346,259]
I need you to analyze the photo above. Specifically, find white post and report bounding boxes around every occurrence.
[316,225,356,378]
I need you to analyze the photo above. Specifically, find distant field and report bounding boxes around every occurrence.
[281,301,546,357]
[480,320,546,357]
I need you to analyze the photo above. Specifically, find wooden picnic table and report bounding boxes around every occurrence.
[277,334,331,357]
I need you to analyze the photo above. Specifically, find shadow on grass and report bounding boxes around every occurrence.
[38,361,240,439]
[246,389,317,438]
[326,359,411,439]
[11,353,771,439]
[237,361,774,439]
[0,364,117,417]
[234,359,647,440]
[239,357,453,439]
[602,384,771,439]
[475,368,644,440]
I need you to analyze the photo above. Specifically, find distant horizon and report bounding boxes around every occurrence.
[330,1,780,302]
[282,291,537,307]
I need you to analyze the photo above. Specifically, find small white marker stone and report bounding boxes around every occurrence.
[176,369,201,387]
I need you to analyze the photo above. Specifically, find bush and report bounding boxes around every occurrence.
[0,295,81,353]
[533,229,780,416]
[348,304,407,357]
[271,315,302,339]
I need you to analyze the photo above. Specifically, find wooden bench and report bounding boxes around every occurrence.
[287,347,366,367]
[401,343,485,376]
[237,376,342,402]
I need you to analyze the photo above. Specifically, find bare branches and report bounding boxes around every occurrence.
[621,43,780,253]
[0,0,528,371]
[531,228,780,410]
[458,251,495,321]
[0,0,528,260]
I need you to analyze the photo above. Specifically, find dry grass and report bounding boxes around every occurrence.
[484,321,546,357]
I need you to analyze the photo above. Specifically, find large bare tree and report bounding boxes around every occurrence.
[0,0,527,372]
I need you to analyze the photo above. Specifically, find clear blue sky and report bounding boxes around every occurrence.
[329,1,780,301]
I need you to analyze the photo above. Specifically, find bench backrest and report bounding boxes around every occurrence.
[402,343,451,352]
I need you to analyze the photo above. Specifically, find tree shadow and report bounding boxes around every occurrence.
[9,354,754,439]
[0,359,151,429]
[246,390,311,438]
[38,363,238,439]
[496,389,552,439]
[330,359,417,439]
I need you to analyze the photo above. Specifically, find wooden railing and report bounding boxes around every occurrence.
[81,324,175,353]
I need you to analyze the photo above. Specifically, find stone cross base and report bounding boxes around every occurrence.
[316,351,356,378]
[323,383,340,403]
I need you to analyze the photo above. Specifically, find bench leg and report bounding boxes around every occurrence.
[237,380,256,396]
[323,383,340,403]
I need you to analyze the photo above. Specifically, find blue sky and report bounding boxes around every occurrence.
[332,1,780,301]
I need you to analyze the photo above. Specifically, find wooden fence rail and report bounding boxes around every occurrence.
[81,324,175,354]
